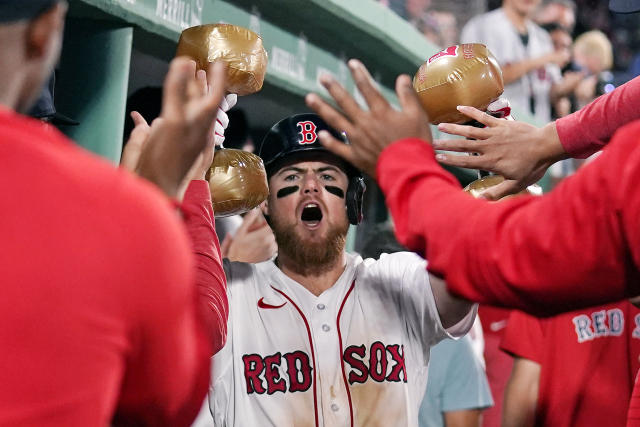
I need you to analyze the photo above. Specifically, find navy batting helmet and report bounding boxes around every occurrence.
[258,113,366,225]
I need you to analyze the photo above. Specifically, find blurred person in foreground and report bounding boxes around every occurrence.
[0,0,229,425]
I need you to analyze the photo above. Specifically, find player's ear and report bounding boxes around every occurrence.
[260,200,272,227]
[26,2,67,60]
[260,199,270,217]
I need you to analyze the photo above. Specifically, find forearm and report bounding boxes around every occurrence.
[181,180,229,354]
[378,138,635,315]
[502,358,540,427]
[429,273,476,330]
[556,75,640,158]
[444,409,483,427]
[549,78,579,103]
[502,56,547,85]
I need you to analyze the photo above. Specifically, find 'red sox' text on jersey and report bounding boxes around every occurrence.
[209,252,476,427]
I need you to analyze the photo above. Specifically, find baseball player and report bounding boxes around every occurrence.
[200,113,476,426]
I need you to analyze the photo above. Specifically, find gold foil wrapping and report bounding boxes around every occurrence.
[176,23,268,96]
[206,149,269,217]
[413,44,504,124]
[463,175,542,199]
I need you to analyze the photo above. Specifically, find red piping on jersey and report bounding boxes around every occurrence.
[271,286,319,427]
[337,280,356,427]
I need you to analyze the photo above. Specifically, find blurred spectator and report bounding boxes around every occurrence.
[549,30,613,186]
[460,0,570,124]
[419,336,493,427]
[571,30,614,109]
[501,302,640,427]
[541,23,576,118]
[534,0,576,31]
[415,10,458,47]
[378,0,432,22]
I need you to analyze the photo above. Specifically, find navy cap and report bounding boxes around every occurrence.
[610,0,640,13]
[258,113,359,178]
[0,0,59,23]
[28,73,78,126]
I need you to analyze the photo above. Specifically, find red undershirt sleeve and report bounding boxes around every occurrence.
[556,76,640,158]
[180,180,228,355]
[377,129,640,316]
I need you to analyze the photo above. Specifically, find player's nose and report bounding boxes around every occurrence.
[302,174,320,194]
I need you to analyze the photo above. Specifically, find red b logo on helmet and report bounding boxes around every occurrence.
[427,45,458,64]
[297,121,317,144]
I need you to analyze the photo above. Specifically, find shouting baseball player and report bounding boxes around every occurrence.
[202,113,476,426]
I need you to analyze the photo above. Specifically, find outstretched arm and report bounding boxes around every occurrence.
[432,76,640,199]
[307,58,640,316]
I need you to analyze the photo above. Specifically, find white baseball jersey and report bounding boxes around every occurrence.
[460,7,561,123]
[209,252,476,426]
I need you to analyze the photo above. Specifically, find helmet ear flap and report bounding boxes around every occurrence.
[346,176,366,225]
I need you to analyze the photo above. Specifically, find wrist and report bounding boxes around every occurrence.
[536,122,569,167]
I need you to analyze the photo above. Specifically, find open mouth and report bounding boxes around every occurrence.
[301,203,323,227]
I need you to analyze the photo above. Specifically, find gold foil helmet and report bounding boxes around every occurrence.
[463,175,542,199]
[176,23,268,96]
[413,44,504,124]
[206,149,269,217]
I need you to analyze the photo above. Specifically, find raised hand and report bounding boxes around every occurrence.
[135,58,227,199]
[305,59,432,179]
[221,209,277,263]
[434,106,568,199]
[120,111,163,172]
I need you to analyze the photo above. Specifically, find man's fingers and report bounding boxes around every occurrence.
[348,59,388,112]
[220,234,233,257]
[432,138,481,153]
[434,152,487,169]
[456,106,501,127]
[395,74,423,115]
[318,73,362,120]
[318,130,356,165]
[196,69,208,96]
[479,179,524,201]
[130,111,149,128]
[237,209,261,235]
[437,122,490,140]
[205,61,228,109]
[162,57,196,118]
[306,93,355,136]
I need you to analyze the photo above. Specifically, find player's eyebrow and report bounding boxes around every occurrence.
[276,166,306,176]
[315,166,341,174]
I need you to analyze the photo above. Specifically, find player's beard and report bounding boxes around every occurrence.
[271,215,348,277]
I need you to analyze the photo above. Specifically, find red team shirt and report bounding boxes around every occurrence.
[0,108,227,426]
[377,77,640,424]
[501,303,640,426]
[478,305,513,427]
